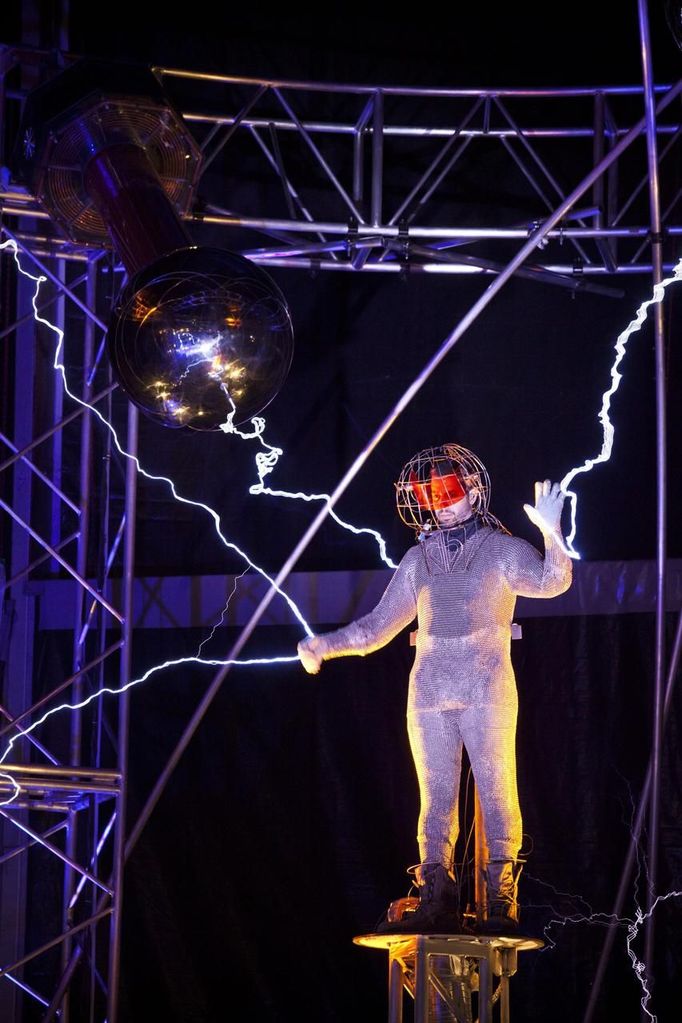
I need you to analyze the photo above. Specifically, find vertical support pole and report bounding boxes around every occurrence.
[593,92,605,220]
[0,269,36,1023]
[61,810,75,1023]
[61,258,96,1020]
[603,97,619,267]
[474,789,488,926]
[592,92,616,272]
[414,939,429,1023]
[353,127,364,206]
[371,89,384,228]
[478,951,493,1023]
[107,402,137,1023]
[92,378,113,1019]
[498,946,516,1023]
[637,0,667,1000]
[50,259,65,568]
[499,973,510,1023]
[388,953,404,1023]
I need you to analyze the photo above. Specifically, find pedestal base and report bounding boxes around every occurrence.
[353,932,543,1023]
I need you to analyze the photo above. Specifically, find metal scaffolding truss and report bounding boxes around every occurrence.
[0,238,134,1021]
[166,69,682,285]
[0,2,676,1019]
[1,43,682,287]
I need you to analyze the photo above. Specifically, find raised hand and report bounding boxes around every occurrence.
[523,480,566,537]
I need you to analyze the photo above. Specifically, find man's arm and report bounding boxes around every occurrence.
[503,480,573,598]
[298,546,419,674]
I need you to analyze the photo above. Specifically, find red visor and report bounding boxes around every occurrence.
[410,469,467,511]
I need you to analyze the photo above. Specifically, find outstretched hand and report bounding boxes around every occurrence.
[523,480,566,537]
[297,635,325,675]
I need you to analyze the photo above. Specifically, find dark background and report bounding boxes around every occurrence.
[3,2,682,1021]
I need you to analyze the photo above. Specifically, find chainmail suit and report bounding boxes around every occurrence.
[315,522,572,866]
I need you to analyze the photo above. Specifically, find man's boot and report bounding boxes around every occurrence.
[377,862,462,934]
[479,860,523,935]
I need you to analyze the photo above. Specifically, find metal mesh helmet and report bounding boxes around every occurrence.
[395,443,494,534]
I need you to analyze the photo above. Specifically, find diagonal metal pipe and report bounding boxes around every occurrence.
[0,428,81,513]
[0,810,113,895]
[0,383,117,476]
[273,87,366,223]
[199,84,268,176]
[0,642,123,738]
[388,101,481,226]
[0,227,108,331]
[0,530,78,594]
[0,908,111,979]
[0,497,123,622]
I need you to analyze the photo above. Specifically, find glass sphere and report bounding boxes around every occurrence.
[106,247,294,430]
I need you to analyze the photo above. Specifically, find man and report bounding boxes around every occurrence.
[298,444,572,934]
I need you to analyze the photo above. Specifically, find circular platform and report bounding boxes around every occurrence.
[353,932,544,952]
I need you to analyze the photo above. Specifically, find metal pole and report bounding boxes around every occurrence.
[272,87,366,222]
[0,820,68,867]
[474,791,488,927]
[593,91,617,272]
[0,267,36,1022]
[371,90,383,228]
[0,810,113,895]
[43,946,84,1023]
[195,214,681,239]
[414,941,428,1023]
[388,100,482,227]
[637,1,667,1000]
[0,226,108,331]
[352,97,374,204]
[91,382,115,1022]
[199,84,268,176]
[0,908,112,979]
[0,698,59,763]
[0,642,123,739]
[126,81,682,851]
[0,497,123,621]
[478,952,492,1023]
[0,433,79,511]
[157,64,672,99]
[242,255,672,276]
[50,258,66,567]
[106,403,137,1023]
[0,382,117,477]
[62,258,96,1017]
[388,953,404,1023]
[0,530,79,593]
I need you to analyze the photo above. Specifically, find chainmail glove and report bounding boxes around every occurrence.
[523,480,566,539]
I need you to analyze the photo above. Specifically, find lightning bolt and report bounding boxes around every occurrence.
[249,482,398,569]
[532,883,681,1023]
[0,652,299,771]
[525,808,682,1023]
[197,566,250,657]
[560,256,682,558]
[218,383,398,568]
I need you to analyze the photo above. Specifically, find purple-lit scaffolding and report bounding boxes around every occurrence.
[0,2,679,1019]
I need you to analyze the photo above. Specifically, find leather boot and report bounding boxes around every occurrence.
[479,859,523,935]
[376,862,462,934]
